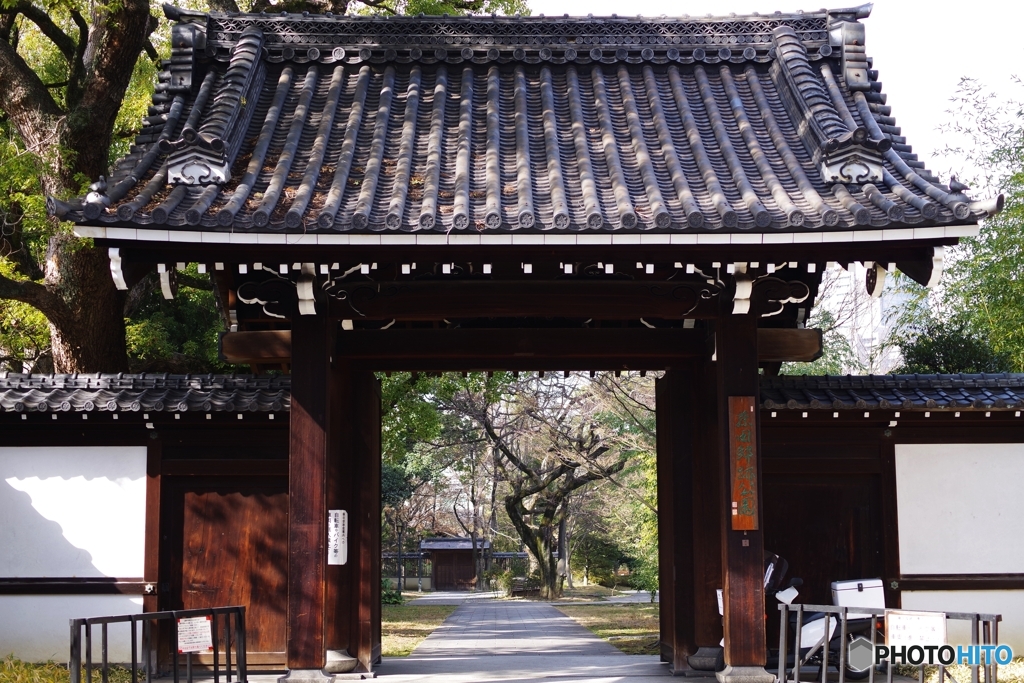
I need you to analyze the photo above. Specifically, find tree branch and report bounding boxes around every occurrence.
[205,0,241,11]
[0,272,74,329]
[0,2,77,62]
[0,33,64,152]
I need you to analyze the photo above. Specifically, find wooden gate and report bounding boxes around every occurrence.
[433,551,476,591]
[164,476,288,668]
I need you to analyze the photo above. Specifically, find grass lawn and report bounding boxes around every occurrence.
[554,604,660,655]
[0,656,133,683]
[557,585,620,602]
[381,604,458,657]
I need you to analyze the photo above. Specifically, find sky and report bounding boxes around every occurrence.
[527,0,1024,187]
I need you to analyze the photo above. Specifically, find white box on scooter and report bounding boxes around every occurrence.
[831,579,885,609]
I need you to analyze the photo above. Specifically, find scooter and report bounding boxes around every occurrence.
[788,579,887,681]
[706,556,886,681]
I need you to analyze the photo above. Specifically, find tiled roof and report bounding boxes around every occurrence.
[4,373,1023,414]
[762,374,1024,411]
[420,537,491,551]
[0,373,289,413]
[50,5,1000,236]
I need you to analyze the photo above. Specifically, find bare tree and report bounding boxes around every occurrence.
[443,376,629,599]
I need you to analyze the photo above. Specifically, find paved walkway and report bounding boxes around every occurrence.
[376,598,672,681]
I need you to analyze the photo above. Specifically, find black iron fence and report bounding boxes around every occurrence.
[70,606,247,683]
[777,604,1001,683]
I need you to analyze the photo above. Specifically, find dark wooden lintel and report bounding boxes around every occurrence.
[0,578,148,595]
[221,327,822,369]
[898,574,1024,591]
[161,459,288,477]
[328,280,722,320]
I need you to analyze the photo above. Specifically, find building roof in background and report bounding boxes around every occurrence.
[52,4,999,241]
[3,373,1023,414]
[761,373,1024,411]
[420,537,491,551]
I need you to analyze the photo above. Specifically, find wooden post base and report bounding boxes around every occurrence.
[276,669,334,683]
[325,650,358,674]
[715,665,775,683]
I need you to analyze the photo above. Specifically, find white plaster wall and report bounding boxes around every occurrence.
[902,591,1024,653]
[895,443,1024,574]
[0,446,146,577]
[0,596,144,662]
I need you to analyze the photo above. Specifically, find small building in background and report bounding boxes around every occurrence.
[419,537,490,591]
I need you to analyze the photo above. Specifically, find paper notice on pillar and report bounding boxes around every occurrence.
[177,616,213,653]
[328,509,348,565]
[728,395,758,530]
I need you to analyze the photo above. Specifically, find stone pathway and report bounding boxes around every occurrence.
[376,598,672,681]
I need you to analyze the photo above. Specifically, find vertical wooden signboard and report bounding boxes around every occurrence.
[728,396,758,531]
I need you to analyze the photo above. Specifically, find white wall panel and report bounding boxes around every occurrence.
[895,443,1024,575]
[0,446,146,578]
[0,595,144,662]
[902,591,1024,652]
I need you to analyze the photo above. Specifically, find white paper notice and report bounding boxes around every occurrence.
[328,509,348,565]
[177,616,213,654]
[886,609,947,647]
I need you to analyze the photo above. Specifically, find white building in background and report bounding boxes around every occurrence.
[815,262,911,374]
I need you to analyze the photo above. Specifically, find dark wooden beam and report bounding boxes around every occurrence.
[160,459,288,477]
[657,369,697,673]
[757,328,822,363]
[328,280,721,320]
[220,328,821,368]
[716,314,769,675]
[144,439,162,613]
[691,361,724,655]
[0,578,148,595]
[898,574,1024,591]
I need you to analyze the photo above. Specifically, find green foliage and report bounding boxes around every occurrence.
[884,77,1024,371]
[0,262,50,371]
[892,316,1011,374]
[572,535,621,587]
[122,265,235,373]
[627,554,659,602]
[381,576,404,604]
[781,308,863,376]
[379,373,444,465]
[381,461,416,509]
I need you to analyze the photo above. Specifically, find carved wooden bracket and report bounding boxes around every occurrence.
[740,276,811,317]
[237,277,298,320]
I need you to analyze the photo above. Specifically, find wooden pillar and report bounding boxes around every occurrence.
[284,310,335,679]
[352,369,382,670]
[715,314,772,683]
[324,365,381,675]
[656,368,696,674]
[692,360,724,653]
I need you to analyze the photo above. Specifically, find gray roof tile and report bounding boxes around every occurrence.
[4,373,1024,414]
[49,6,999,234]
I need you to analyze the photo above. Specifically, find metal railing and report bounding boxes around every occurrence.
[777,604,1001,683]
[70,606,247,683]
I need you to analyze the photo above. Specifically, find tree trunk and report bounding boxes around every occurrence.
[45,235,128,373]
[559,515,573,589]
[504,495,562,600]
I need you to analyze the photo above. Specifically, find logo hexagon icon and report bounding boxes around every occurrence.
[847,636,875,672]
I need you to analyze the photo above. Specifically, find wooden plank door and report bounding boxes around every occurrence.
[165,477,289,668]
